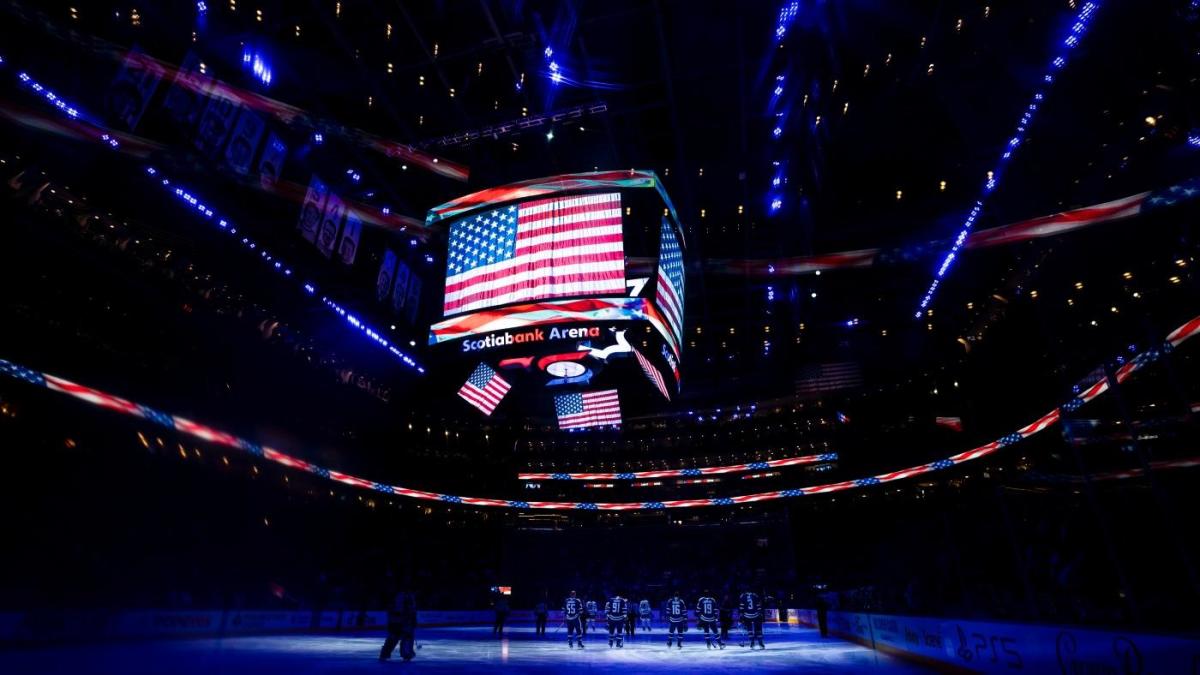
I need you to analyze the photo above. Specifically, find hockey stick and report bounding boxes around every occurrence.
[729,615,742,647]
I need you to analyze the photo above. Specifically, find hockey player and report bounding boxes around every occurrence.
[564,590,585,649]
[718,594,734,642]
[378,589,417,662]
[739,587,765,649]
[638,596,653,632]
[605,592,629,648]
[584,597,599,635]
[696,590,723,649]
[534,592,549,637]
[664,589,688,649]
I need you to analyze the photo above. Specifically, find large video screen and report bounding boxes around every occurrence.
[443,192,626,317]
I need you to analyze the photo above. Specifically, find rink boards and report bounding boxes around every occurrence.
[800,609,1200,674]
[4,605,1199,674]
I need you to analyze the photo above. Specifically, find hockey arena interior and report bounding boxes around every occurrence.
[1,1,1200,673]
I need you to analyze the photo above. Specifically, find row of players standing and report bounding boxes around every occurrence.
[561,589,766,649]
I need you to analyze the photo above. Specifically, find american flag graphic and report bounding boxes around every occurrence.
[795,362,862,397]
[457,363,511,416]
[174,416,243,448]
[44,374,143,416]
[555,389,622,430]
[0,359,45,386]
[430,297,644,344]
[443,192,625,316]
[655,219,685,343]
[632,345,670,401]
[935,416,964,432]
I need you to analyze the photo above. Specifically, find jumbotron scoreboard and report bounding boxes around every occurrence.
[425,170,686,428]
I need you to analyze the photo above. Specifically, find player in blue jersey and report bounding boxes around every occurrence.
[695,590,724,649]
[605,592,629,648]
[378,589,417,661]
[664,589,688,648]
[739,587,765,649]
[564,590,585,649]
[638,596,653,632]
[584,597,598,635]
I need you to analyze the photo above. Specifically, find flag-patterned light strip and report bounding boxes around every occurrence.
[711,186,1176,277]
[426,170,675,226]
[2,315,1195,511]
[742,472,781,480]
[678,477,721,486]
[517,451,837,481]
[11,0,469,179]
[3,61,424,374]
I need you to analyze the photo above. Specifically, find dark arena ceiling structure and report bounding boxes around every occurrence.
[0,0,1198,520]
[6,4,1200,671]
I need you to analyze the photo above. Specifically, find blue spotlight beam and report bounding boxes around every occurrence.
[915,2,1101,318]
[766,2,799,215]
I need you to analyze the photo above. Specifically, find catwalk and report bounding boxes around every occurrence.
[0,625,929,674]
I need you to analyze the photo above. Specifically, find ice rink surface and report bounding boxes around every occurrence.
[0,624,931,674]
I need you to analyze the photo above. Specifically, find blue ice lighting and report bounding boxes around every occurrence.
[916,2,1102,317]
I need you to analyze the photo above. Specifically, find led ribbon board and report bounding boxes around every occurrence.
[518,451,838,480]
[3,316,1195,510]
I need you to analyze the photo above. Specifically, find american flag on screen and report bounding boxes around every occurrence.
[655,219,685,342]
[633,345,670,401]
[443,193,626,316]
[457,363,511,416]
[555,390,622,430]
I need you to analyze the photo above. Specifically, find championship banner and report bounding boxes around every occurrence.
[194,96,240,158]
[257,133,287,189]
[338,211,362,265]
[105,46,163,131]
[317,193,346,258]
[162,50,211,128]
[297,176,327,243]
[391,260,412,314]
[223,109,265,175]
[403,274,422,324]
[376,249,398,302]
